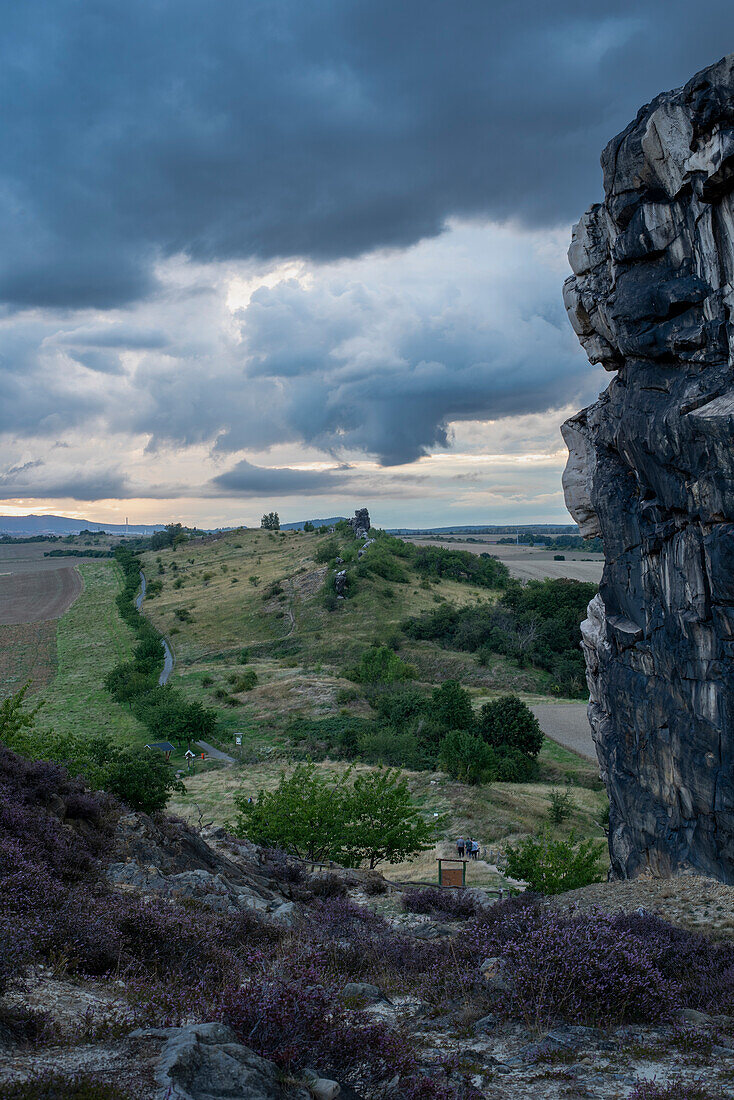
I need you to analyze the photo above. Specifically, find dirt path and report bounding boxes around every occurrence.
[195,739,235,764]
[531,702,596,760]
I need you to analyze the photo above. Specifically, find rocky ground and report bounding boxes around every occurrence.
[551,876,734,939]
[3,805,734,1098]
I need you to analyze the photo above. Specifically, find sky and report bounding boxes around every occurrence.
[1,1,733,529]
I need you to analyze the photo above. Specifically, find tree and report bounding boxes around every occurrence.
[428,680,475,733]
[342,769,439,868]
[438,729,495,784]
[261,512,280,531]
[230,764,437,868]
[232,764,346,861]
[503,832,605,895]
[478,694,543,757]
[303,521,315,532]
[104,747,186,814]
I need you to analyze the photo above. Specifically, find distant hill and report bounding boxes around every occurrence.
[280,517,346,530]
[0,514,166,537]
[387,524,581,535]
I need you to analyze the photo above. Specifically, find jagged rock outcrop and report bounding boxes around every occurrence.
[348,508,371,539]
[562,54,734,882]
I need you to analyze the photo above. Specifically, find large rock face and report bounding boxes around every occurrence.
[563,54,734,882]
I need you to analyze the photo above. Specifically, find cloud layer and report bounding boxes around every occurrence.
[1,3,731,521]
[1,2,733,309]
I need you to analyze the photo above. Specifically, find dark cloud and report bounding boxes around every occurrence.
[1,2,733,308]
[212,460,350,497]
[0,461,128,501]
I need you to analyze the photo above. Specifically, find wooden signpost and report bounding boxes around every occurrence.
[436,858,467,888]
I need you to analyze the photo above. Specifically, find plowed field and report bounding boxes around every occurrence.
[0,544,96,625]
[0,566,83,625]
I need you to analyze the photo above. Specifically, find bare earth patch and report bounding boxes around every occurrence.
[0,566,83,625]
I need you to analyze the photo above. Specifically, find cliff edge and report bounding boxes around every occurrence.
[563,54,734,881]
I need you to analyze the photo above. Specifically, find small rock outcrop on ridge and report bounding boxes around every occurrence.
[562,54,734,882]
[348,508,371,539]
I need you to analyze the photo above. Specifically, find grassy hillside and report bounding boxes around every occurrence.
[139,526,567,746]
[34,561,146,744]
[140,526,606,880]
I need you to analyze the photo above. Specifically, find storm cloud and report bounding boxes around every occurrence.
[1,3,731,519]
[1,2,733,309]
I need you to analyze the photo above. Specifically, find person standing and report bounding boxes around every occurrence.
[456,836,465,858]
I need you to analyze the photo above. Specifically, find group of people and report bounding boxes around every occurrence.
[456,836,480,860]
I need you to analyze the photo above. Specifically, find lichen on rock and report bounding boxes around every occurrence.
[563,53,734,882]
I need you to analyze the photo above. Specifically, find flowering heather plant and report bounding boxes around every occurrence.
[460,903,734,1027]
[402,886,481,920]
[1,1073,133,1099]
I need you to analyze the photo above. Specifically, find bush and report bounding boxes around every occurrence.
[230,669,258,692]
[310,872,347,898]
[478,695,543,757]
[548,788,575,824]
[1,1075,134,1100]
[315,539,340,563]
[502,832,605,895]
[104,748,185,814]
[347,646,414,685]
[402,887,480,920]
[438,729,495,784]
[231,764,437,869]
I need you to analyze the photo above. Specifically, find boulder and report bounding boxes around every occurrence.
[562,53,734,883]
[129,1022,310,1099]
[341,981,385,1005]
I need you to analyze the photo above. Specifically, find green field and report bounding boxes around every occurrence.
[34,561,146,744]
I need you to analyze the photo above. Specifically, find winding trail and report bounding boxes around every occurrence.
[136,570,174,685]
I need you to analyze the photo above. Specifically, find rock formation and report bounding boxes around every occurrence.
[348,508,371,539]
[563,53,734,882]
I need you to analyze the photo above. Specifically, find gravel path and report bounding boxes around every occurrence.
[531,702,596,760]
[195,739,235,764]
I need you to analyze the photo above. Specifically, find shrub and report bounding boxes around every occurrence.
[347,646,414,684]
[231,764,437,869]
[1,1075,134,1099]
[502,832,605,895]
[478,695,543,757]
[438,729,495,784]
[238,648,250,664]
[201,675,213,687]
[402,886,481,920]
[548,788,575,824]
[174,607,193,622]
[315,539,340,563]
[104,748,186,814]
[310,872,348,898]
[230,669,258,692]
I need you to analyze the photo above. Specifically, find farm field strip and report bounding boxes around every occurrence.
[33,561,146,744]
[404,537,604,584]
[0,565,83,625]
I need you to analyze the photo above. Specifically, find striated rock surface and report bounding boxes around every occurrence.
[563,53,734,882]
